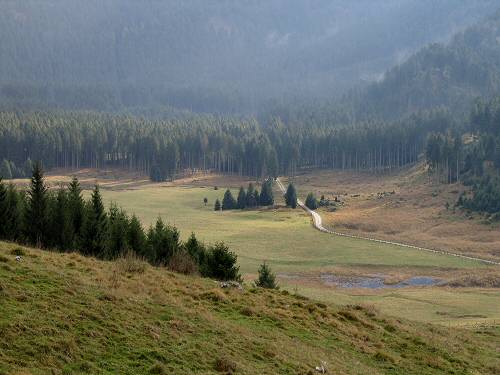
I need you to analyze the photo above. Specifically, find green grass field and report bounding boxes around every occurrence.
[89,182,500,327]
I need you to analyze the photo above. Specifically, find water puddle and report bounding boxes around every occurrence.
[320,274,443,289]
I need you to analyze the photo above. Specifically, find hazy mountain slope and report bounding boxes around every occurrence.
[0,242,498,374]
[0,0,498,112]
[351,10,500,120]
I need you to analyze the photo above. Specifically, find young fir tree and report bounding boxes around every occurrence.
[80,185,108,257]
[67,177,84,241]
[127,214,147,257]
[184,232,206,266]
[305,192,319,210]
[255,262,278,289]
[222,189,236,210]
[259,179,274,206]
[24,162,48,247]
[106,204,130,259]
[246,183,257,207]
[254,189,260,205]
[214,198,221,211]
[285,183,298,209]
[147,217,180,265]
[50,187,73,250]
[4,184,23,241]
[203,242,241,281]
[237,186,246,209]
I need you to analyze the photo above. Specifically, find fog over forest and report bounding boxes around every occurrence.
[1,0,499,113]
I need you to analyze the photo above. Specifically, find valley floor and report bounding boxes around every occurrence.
[9,166,500,327]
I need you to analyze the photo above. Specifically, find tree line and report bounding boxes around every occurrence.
[0,109,452,182]
[0,164,241,281]
[215,179,275,211]
[425,96,500,215]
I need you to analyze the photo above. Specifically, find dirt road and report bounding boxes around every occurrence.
[275,178,500,265]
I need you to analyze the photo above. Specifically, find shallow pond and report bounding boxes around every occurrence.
[319,274,443,289]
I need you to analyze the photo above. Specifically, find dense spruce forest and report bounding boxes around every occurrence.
[0,0,498,113]
[0,109,451,180]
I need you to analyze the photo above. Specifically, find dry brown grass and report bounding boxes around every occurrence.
[288,164,500,262]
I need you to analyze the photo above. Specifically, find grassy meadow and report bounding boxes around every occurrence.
[1,242,499,374]
[77,179,500,327]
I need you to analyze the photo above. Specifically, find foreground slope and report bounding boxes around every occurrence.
[0,242,498,374]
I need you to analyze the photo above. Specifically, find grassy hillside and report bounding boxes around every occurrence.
[0,241,498,374]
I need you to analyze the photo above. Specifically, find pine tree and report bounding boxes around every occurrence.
[255,262,278,289]
[214,198,221,211]
[237,186,246,209]
[80,185,107,257]
[222,189,236,210]
[24,162,48,247]
[128,214,147,257]
[305,192,318,210]
[285,183,298,209]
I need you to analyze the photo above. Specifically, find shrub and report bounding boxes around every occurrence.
[168,251,198,275]
[202,242,241,281]
[305,192,318,210]
[214,357,237,373]
[116,251,147,274]
[255,262,278,289]
[10,247,25,256]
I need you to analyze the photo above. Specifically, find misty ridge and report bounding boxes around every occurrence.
[1,0,499,114]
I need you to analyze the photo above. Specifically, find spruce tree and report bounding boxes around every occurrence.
[203,242,241,281]
[184,232,206,266]
[128,214,146,257]
[80,185,107,257]
[305,192,318,210]
[49,188,73,250]
[285,183,298,209]
[246,183,257,207]
[259,179,274,206]
[237,186,246,209]
[214,198,221,211]
[147,217,180,265]
[24,162,48,247]
[255,262,278,289]
[67,177,84,240]
[222,189,236,210]
[254,189,260,205]
[106,204,130,259]
[4,184,23,241]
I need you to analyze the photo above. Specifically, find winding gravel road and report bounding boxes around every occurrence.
[275,178,499,266]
